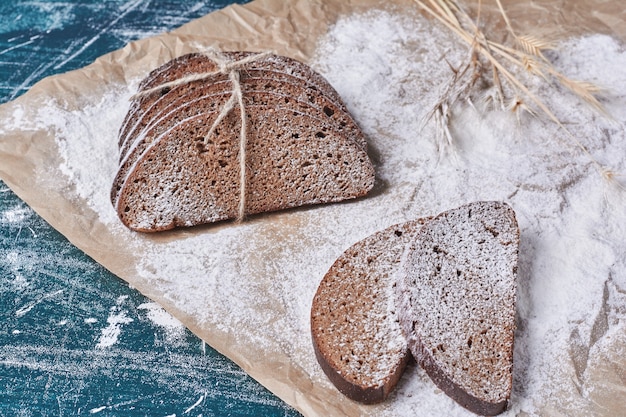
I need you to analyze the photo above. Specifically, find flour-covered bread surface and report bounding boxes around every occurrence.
[396,201,518,415]
[112,51,375,232]
[111,89,368,209]
[311,218,428,403]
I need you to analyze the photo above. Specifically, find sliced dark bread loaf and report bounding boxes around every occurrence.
[118,72,364,159]
[115,104,374,231]
[112,51,376,231]
[310,218,428,404]
[111,89,367,209]
[119,65,354,150]
[396,201,518,415]
[112,90,233,206]
[135,52,347,104]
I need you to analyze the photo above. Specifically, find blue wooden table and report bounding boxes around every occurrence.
[0,1,301,415]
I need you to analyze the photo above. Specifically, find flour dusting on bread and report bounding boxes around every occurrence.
[311,218,428,403]
[396,201,518,415]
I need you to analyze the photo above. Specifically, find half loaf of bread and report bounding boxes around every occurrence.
[112,51,375,232]
[396,201,518,415]
[310,218,428,403]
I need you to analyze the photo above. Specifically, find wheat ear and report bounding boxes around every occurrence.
[414,0,617,181]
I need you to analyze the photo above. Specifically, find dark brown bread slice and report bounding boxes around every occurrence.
[118,52,354,149]
[310,218,428,404]
[396,201,518,415]
[111,92,232,207]
[115,105,374,231]
[111,90,364,209]
[118,72,361,159]
[136,52,346,103]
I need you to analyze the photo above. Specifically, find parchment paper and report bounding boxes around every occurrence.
[1,0,625,416]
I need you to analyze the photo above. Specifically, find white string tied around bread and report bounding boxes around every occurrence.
[131,49,274,222]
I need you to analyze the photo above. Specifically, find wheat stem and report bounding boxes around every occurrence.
[494,0,516,38]
[414,0,614,179]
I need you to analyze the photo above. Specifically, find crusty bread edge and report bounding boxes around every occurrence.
[310,218,430,404]
[410,330,511,416]
[311,330,411,404]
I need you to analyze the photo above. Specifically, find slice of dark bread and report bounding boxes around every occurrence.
[115,105,374,231]
[135,52,347,105]
[396,201,518,415]
[119,70,367,160]
[112,90,233,207]
[117,74,366,164]
[310,218,428,404]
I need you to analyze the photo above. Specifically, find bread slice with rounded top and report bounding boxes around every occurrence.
[396,201,518,415]
[112,51,375,231]
[118,70,366,160]
[135,52,347,107]
[111,88,372,219]
[117,74,367,165]
[310,218,428,404]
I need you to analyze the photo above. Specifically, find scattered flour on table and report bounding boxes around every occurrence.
[93,295,134,349]
[95,306,133,349]
[0,205,31,224]
[14,8,626,417]
[137,301,187,346]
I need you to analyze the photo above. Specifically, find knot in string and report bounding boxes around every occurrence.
[131,49,274,222]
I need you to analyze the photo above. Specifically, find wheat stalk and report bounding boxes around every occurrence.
[516,34,554,58]
[422,47,483,156]
[415,0,618,181]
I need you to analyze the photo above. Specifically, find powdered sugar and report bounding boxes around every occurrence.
[8,7,625,417]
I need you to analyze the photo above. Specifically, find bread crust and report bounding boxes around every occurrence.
[118,52,352,148]
[311,333,410,404]
[412,331,509,415]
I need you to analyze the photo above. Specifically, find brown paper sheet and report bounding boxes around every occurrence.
[1,0,625,416]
